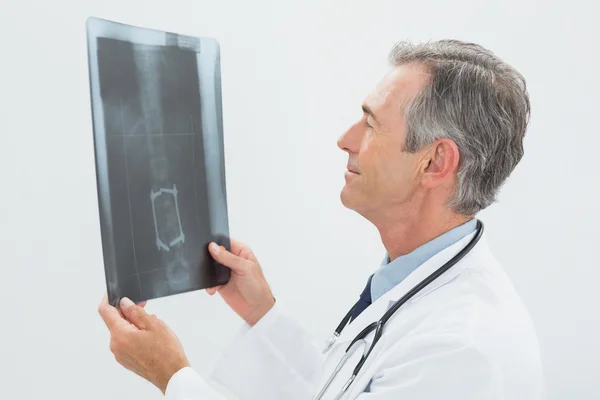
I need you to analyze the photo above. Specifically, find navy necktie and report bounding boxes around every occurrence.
[349,274,373,323]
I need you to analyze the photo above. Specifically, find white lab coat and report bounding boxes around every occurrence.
[165,230,544,399]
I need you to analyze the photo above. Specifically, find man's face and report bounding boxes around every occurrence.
[337,63,431,217]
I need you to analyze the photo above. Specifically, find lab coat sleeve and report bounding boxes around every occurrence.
[165,367,226,400]
[357,333,500,400]
[209,301,325,400]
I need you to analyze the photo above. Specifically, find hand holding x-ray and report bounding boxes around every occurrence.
[206,240,276,327]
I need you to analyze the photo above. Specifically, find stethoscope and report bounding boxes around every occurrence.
[314,219,484,400]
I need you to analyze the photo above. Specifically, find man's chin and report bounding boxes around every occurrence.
[340,186,357,210]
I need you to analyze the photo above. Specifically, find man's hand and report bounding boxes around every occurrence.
[98,295,190,394]
[207,240,275,326]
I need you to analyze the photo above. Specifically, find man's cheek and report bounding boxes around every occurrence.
[359,135,373,158]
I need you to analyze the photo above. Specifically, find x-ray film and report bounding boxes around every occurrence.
[86,17,231,306]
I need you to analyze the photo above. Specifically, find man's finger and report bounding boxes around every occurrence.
[230,239,258,262]
[208,242,252,272]
[206,286,222,296]
[98,294,132,332]
[120,297,152,330]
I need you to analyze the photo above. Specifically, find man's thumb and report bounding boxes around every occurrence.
[208,242,251,273]
[120,297,151,330]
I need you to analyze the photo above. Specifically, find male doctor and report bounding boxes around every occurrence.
[98,39,543,399]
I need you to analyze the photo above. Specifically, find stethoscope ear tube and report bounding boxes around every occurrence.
[345,323,376,352]
[315,339,366,400]
[352,320,384,377]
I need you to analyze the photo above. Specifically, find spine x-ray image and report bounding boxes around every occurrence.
[86,17,230,306]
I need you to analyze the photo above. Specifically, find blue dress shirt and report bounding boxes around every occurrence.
[370,218,478,302]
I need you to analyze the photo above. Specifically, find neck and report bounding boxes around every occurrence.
[371,205,471,261]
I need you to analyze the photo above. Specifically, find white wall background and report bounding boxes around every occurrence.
[0,0,598,398]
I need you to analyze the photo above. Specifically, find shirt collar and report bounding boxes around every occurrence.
[370,219,478,302]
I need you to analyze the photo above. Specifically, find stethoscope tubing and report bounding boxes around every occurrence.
[316,220,484,399]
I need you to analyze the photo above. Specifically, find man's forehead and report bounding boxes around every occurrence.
[365,64,431,113]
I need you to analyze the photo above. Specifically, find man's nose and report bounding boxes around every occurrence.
[337,130,347,151]
[338,120,362,153]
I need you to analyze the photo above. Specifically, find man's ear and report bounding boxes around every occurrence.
[422,139,460,188]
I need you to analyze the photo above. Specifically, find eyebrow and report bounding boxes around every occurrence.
[362,104,380,126]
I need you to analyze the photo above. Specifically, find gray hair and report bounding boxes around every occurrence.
[388,40,530,215]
